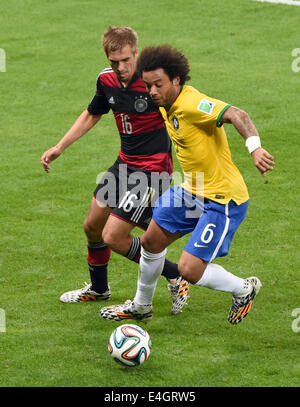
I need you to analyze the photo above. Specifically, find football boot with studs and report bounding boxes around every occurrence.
[100,300,153,323]
[168,276,190,314]
[60,282,111,303]
[228,276,262,324]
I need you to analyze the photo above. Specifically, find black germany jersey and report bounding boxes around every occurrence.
[88,68,172,174]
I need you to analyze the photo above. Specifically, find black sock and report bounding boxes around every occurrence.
[161,258,180,280]
[87,241,111,293]
[88,263,109,294]
[125,236,141,263]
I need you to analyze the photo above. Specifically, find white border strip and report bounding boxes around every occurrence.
[254,0,300,5]
[210,204,230,262]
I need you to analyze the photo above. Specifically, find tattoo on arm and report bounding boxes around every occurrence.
[221,106,259,141]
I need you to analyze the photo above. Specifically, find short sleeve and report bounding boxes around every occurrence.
[188,94,230,128]
[87,76,110,115]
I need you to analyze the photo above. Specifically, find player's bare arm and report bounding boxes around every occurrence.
[221,106,275,177]
[40,110,102,172]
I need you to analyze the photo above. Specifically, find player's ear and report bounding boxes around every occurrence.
[172,76,180,86]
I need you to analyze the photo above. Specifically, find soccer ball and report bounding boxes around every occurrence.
[108,324,151,367]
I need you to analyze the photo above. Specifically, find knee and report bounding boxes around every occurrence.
[102,227,118,248]
[178,260,195,283]
[102,226,133,255]
[178,257,206,284]
[141,233,163,253]
[83,218,103,241]
[83,219,96,236]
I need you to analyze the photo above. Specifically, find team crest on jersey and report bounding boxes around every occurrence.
[173,116,179,130]
[134,97,148,112]
[197,99,216,115]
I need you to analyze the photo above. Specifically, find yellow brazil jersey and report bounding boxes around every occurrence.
[159,85,249,205]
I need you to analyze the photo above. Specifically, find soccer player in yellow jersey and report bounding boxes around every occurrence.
[100,45,275,325]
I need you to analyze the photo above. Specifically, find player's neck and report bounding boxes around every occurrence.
[120,79,131,87]
[165,86,182,112]
[119,72,137,88]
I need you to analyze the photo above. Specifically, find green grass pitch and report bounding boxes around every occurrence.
[0,0,300,389]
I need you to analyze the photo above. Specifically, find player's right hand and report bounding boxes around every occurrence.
[251,147,275,177]
[40,146,62,172]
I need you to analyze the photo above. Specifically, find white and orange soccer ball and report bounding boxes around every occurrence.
[108,324,151,367]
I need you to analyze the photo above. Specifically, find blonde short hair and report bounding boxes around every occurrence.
[102,26,138,56]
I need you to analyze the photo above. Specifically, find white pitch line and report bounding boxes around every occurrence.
[254,0,300,5]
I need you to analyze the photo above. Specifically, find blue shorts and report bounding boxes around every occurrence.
[152,185,248,262]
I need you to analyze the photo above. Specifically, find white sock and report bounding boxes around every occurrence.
[196,263,248,296]
[133,247,167,306]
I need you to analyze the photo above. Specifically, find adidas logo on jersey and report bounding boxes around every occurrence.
[109,96,115,104]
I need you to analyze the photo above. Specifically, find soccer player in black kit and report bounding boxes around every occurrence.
[40,26,189,315]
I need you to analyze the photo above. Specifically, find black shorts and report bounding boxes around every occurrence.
[94,157,172,230]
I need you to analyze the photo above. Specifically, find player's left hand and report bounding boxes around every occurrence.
[251,147,275,177]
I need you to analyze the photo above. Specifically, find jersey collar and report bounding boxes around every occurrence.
[118,72,139,90]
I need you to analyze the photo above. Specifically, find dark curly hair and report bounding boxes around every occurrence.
[137,44,191,85]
